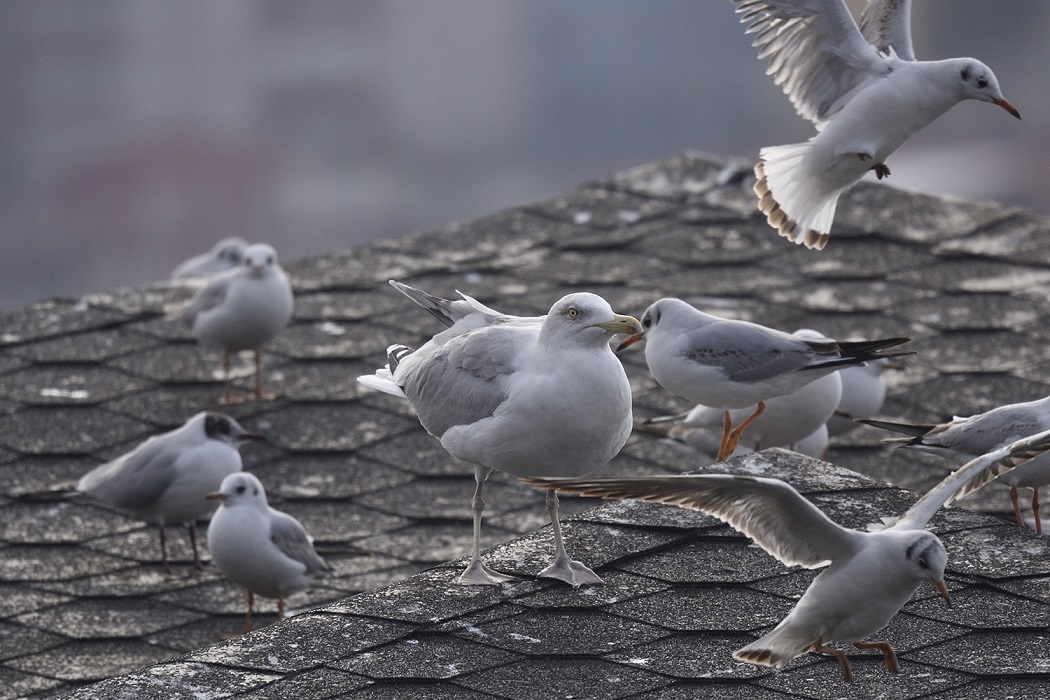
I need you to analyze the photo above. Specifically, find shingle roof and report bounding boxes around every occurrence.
[2,151,1050,698]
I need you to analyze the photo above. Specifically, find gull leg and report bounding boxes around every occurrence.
[854,640,899,674]
[538,489,603,587]
[187,522,204,574]
[277,592,285,621]
[1033,488,1042,534]
[717,411,733,461]
[457,466,515,586]
[717,402,766,461]
[1011,485,1024,527]
[159,525,173,576]
[243,590,254,634]
[252,348,280,401]
[813,638,853,683]
[219,351,238,405]
[871,163,891,179]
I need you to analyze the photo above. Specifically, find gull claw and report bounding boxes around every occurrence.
[538,555,604,588]
[457,559,516,586]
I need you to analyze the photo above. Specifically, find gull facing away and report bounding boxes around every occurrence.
[734,0,1020,249]
[358,281,642,587]
[178,243,294,404]
[637,328,843,460]
[171,236,248,280]
[862,395,1050,532]
[75,412,264,574]
[827,356,900,437]
[207,472,331,635]
[527,429,1050,682]
[618,298,912,461]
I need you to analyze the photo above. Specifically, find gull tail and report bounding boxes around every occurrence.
[855,418,936,445]
[734,622,814,669]
[754,142,847,251]
[390,280,502,329]
[356,344,414,398]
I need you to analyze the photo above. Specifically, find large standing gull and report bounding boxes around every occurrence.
[735,0,1020,249]
[527,429,1050,682]
[618,298,911,461]
[358,281,642,587]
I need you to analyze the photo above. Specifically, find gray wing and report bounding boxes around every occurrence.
[735,0,890,126]
[858,0,915,61]
[682,321,814,383]
[895,428,1050,530]
[178,274,232,326]
[526,474,861,568]
[269,510,331,576]
[76,437,177,512]
[396,325,527,437]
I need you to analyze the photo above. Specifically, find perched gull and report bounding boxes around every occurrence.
[527,429,1050,681]
[618,298,911,461]
[637,328,843,460]
[358,281,642,587]
[178,243,294,403]
[171,237,249,280]
[207,472,331,634]
[862,395,1050,532]
[76,412,264,574]
[734,0,1020,249]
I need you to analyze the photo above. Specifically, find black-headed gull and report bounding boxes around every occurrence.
[827,356,900,436]
[207,472,331,635]
[637,328,844,461]
[179,243,294,403]
[735,0,1020,249]
[171,237,249,280]
[358,281,642,587]
[76,412,264,574]
[862,395,1050,532]
[527,429,1050,681]
[617,298,911,461]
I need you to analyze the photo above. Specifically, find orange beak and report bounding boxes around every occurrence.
[933,579,951,606]
[995,98,1020,119]
[206,492,226,502]
[615,332,645,353]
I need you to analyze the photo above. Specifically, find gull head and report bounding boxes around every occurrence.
[543,293,641,345]
[616,297,690,352]
[215,237,248,265]
[957,59,1020,119]
[202,412,266,447]
[903,531,951,606]
[207,472,269,509]
[242,243,281,277]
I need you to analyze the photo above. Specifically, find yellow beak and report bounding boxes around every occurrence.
[594,314,643,337]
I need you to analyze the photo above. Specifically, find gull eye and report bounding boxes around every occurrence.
[266,255,274,265]
[976,76,988,89]
[642,315,652,329]
[567,306,580,319]
[235,484,247,495]
[917,557,929,569]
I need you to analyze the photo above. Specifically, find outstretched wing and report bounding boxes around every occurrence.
[525,473,862,568]
[735,0,890,126]
[894,428,1050,530]
[858,0,915,61]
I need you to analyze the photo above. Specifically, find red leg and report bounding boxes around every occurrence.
[1011,485,1024,526]
[812,638,853,683]
[1033,488,1042,534]
[854,640,899,674]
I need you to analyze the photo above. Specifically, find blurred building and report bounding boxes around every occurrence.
[0,1,1045,308]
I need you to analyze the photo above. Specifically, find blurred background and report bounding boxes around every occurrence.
[1,0,1045,309]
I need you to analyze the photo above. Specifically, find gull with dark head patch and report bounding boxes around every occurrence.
[76,412,264,574]
[735,0,1020,249]
[527,429,1050,681]
[618,298,912,461]
[207,472,331,635]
